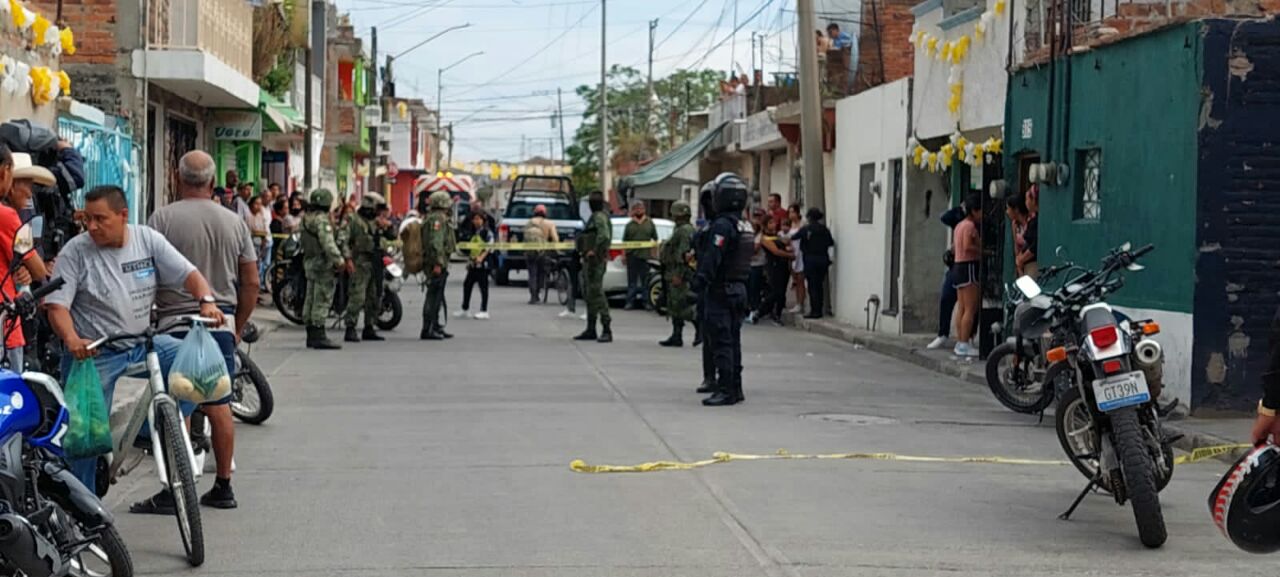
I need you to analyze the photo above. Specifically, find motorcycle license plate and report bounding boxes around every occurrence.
[1092,370,1150,412]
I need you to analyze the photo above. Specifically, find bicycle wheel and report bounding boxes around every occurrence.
[232,350,275,425]
[555,268,570,306]
[156,400,204,566]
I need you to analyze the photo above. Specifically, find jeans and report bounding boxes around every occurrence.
[625,255,649,306]
[527,254,545,302]
[60,335,182,491]
[748,265,765,313]
[803,259,830,317]
[4,347,21,372]
[462,267,490,312]
[258,237,273,287]
[937,267,958,338]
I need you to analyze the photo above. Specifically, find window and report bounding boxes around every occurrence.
[1074,148,1102,221]
[338,61,354,101]
[858,163,875,224]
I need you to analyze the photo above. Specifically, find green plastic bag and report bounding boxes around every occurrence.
[63,359,112,459]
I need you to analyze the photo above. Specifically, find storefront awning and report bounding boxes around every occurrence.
[260,89,304,133]
[620,122,726,189]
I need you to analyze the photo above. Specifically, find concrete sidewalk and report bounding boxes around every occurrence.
[786,314,1254,463]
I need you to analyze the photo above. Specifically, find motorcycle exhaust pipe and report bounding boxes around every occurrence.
[1135,339,1163,367]
[0,514,63,577]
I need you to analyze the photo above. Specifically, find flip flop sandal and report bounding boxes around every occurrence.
[129,492,176,515]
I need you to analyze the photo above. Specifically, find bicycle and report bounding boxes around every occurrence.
[538,253,572,307]
[90,318,208,567]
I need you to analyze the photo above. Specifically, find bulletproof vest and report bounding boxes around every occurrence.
[718,216,753,284]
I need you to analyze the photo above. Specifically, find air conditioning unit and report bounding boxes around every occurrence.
[869,181,883,196]
[376,139,391,155]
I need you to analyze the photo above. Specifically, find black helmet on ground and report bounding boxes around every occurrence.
[711,172,748,216]
[1210,444,1280,554]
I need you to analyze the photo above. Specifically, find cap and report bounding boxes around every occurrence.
[11,153,54,186]
[534,204,547,216]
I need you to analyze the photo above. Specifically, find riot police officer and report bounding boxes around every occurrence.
[693,182,717,394]
[344,193,387,342]
[301,188,344,350]
[692,173,752,406]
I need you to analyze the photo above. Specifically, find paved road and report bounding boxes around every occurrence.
[104,269,1268,576]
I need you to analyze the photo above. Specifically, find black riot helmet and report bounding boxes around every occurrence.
[588,190,605,213]
[1210,444,1280,554]
[711,172,748,216]
[698,180,717,220]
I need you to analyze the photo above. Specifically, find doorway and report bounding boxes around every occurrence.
[166,115,198,208]
[976,153,1005,358]
[885,158,904,316]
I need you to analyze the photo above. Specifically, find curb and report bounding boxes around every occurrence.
[785,313,1245,465]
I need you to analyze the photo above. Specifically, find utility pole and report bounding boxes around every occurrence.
[368,26,378,198]
[683,79,690,141]
[730,0,739,73]
[521,134,527,161]
[797,0,825,213]
[646,18,658,131]
[599,0,609,197]
[557,87,567,166]
[447,123,454,168]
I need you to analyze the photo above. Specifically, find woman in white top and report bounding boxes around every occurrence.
[245,195,271,282]
[786,204,806,314]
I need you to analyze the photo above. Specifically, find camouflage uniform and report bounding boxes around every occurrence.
[421,191,457,339]
[573,197,613,342]
[343,195,384,338]
[301,188,343,348]
[662,202,696,323]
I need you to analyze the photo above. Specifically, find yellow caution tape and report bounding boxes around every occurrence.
[455,240,660,251]
[570,444,1256,474]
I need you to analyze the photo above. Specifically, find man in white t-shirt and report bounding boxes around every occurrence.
[46,185,225,494]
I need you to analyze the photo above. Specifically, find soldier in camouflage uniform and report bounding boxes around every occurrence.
[421,191,457,340]
[301,188,344,349]
[659,200,696,347]
[573,191,613,343]
[343,193,387,342]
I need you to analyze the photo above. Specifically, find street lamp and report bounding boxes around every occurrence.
[436,50,484,170]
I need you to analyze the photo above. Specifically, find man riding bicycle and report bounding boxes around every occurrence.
[44,185,225,493]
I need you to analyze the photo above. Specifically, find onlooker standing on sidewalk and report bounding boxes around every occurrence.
[928,200,966,350]
[786,204,806,314]
[623,201,657,310]
[524,204,559,304]
[766,193,788,229]
[0,150,52,369]
[234,183,254,220]
[149,150,258,510]
[47,184,225,494]
[284,196,304,232]
[758,217,793,325]
[246,195,271,284]
[458,210,494,319]
[796,207,835,319]
[1022,185,1040,278]
[951,195,983,357]
[746,208,766,324]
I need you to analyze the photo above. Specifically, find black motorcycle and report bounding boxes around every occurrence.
[644,258,667,316]
[984,261,1079,414]
[272,236,402,331]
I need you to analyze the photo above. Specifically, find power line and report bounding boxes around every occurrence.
[655,0,712,50]
[349,0,594,11]
[447,2,599,99]
[685,0,778,71]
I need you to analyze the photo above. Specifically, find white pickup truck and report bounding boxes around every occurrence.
[494,176,583,286]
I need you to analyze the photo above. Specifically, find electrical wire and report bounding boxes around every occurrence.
[680,0,777,71]
[447,2,599,99]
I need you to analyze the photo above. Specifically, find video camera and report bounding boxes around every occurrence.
[0,119,84,259]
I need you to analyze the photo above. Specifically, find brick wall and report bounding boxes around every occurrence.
[32,0,132,116]
[1193,18,1280,412]
[853,0,915,94]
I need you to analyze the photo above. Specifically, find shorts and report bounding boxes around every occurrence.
[168,329,235,407]
[951,261,979,289]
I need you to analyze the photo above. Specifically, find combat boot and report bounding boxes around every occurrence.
[362,326,385,341]
[692,321,703,347]
[573,317,598,341]
[311,327,342,350]
[695,379,716,394]
[659,321,683,347]
[702,391,740,407]
[344,326,361,343]
[597,320,613,343]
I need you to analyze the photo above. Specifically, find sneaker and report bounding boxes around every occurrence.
[475,311,490,320]
[453,310,469,319]
[788,305,803,314]
[926,336,948,350]
[558,309,576,318]
[953,342,971,357]
[745,312,758,325]
[200,480,238,509]
[964,343,980,358]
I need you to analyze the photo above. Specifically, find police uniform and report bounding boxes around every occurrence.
[659,201,695,347]
[421,191,457,340]
[693,174,752,406]
[301,188,343,349]
[693,184,717,394]
[343,193,387,342]
[574,192,613,343]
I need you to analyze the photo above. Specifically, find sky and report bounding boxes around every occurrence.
[332,0,859,163]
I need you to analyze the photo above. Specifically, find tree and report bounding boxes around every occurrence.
[567,66,724,192]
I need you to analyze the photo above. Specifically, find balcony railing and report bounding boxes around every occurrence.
[709,93,747,150]
[147,0,253,78]
[1021,0,1213,60]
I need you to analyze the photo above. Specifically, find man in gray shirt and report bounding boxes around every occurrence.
[46,185,224,497]
[148,150,258,510]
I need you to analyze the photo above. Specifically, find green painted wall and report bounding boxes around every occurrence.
[1004,24,1202,313]
[337,147,353,196]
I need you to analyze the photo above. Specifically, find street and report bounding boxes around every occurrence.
[103,271,1267,576]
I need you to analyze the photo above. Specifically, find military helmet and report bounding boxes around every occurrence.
[711,172,748,215]
[428,190,452,210]
[308,188,334,208]
[671,200,692,220]
[361,192,386,210]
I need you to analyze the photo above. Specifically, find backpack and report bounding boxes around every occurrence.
[524,218,547,245]
[400,220,425,275]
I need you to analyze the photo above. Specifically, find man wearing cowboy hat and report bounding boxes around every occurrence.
[0,148,51,370]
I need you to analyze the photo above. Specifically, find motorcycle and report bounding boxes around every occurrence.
[984,261,1081,415]
[1013,243,1173,548]
[644,258,667,316]
[273,247,403,331]
[0,228,132,575]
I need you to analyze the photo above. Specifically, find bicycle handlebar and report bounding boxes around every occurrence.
[87,316,219,352]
